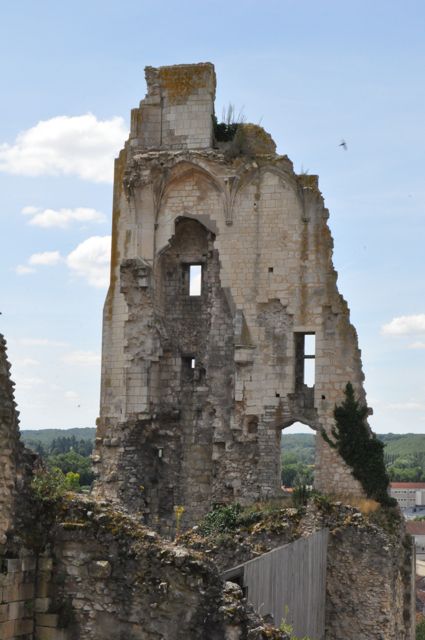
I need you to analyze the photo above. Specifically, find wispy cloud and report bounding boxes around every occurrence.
[15,265,35,275]
[14,376,45,390]
[66,235,111,288]
[62,350,101,366]
[65,390,79,400]
[16,358,39,367]
[22,206,106,229]
[408,342,425,350]
[28,251,61,266]
[0,114,127,183]
[18,338,68,347]
[387,401,425,411]
[15,235,111,287]
[381,314,425,336]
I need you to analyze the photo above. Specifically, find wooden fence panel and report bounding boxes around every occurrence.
[227,530,328,640]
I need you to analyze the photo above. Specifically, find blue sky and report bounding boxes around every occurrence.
[0,0,424,433]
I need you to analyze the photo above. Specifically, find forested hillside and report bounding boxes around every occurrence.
[281,432,425,486]
[21,428,96,488]
[19,428,425,489]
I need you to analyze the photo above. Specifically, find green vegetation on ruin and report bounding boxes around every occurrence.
[322,383,394,505]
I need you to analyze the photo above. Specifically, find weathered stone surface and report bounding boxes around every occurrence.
[0,335,22,543]
[0,63,416,640]
[94,62,367,534]
[44,497,289,640]
[182,499,415,640]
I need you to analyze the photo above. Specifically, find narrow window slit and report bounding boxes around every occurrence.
[182,356,196,381]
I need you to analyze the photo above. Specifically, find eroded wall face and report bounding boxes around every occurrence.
[95,63,367,531]
[0,336,22,544]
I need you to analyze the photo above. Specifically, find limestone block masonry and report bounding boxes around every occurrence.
[94,61,368,533]
[0,335,27,545]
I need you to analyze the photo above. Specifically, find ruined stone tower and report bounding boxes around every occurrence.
[94,62,367,532]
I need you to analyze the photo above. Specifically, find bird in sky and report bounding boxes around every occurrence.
[339,139,347,150]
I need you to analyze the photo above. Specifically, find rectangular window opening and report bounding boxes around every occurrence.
[182,356,196,381]
[189,264,202,296]
[304,357,315,387]
[295,332,316,389]
[304,334,316,357]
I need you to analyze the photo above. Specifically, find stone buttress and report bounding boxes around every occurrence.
[93,62,368,533]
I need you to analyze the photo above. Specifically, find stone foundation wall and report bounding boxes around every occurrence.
[0,553,35,640]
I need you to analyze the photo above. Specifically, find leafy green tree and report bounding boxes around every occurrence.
[31,467,74,501]
[282,464,314,488]
[322,382,394,505]
[64,471,81,491]
[388,466,422,482]
[47,450,94,486]
[282,463,300,487]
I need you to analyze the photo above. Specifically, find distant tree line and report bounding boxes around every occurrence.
[281,441,425,487]
[384,451,425,482]
[281,452,314,487]
[26,435,94,488]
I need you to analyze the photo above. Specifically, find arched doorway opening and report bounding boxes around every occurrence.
[280,421,316,491]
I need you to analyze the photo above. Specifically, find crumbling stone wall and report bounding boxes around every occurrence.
[182,499,415,640]
[0,336,54,640]
[1,496,289,640]
[0,335,33,546]
[0,329,414,639]
[0,335,21,544]
[94,62,366,531]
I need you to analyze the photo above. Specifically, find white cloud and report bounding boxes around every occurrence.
[63,350,101,366]
[16,358,39,367]
[387,402,425,411]
[15,265,35,275]
[23,206,106,229]
[65,390,79,400]
[0,113,128,183]
[408,342,425,350]
[15,376,45,390]
[22,205,39,215]
[28,251,61,266]
[66,235,111,288]
[382,314,425,336]
[19,338,68,347]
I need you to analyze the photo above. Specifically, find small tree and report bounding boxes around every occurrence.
[322,382,394,505]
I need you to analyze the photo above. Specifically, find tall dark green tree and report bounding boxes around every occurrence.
[322,382,394,505]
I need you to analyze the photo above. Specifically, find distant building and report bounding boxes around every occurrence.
[406,521,425,558]
[390,482,425,509]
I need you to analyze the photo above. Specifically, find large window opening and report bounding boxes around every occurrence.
[295,332,315,389]
[281,422,315,490]
[189,264,202,296]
